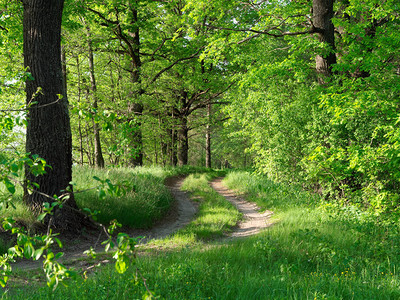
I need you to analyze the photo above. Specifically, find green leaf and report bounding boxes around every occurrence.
[54,237,63,248]
[4,179,15,194]
[24,243,34,259]
[115,258,127,274]
[37,213,47,221]
[34,248,44,260]
[98,189,106,199]
[10,163,19,173]
[0,277,8,288]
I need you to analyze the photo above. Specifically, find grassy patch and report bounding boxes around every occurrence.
[4,170,400,299]
[73,166,175,228]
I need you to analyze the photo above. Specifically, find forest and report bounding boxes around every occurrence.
[0,0,400,299]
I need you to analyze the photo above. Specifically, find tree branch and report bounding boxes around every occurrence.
[147,48,203,85]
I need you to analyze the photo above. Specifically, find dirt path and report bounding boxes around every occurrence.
[210,178,273,238]
[138,176,197,242]
[12,176,272,270]
[12,177,196,270]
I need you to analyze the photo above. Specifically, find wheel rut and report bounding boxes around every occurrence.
[210,177,273,238]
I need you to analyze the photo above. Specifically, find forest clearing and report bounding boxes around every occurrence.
[0,0,400,299]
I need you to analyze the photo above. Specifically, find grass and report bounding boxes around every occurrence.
[147,172,240,248]
[73,165,175,228]
[0,165,206,231]
[2,169,400,299]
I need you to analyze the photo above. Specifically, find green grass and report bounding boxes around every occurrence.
[3,170,400,299]
[147,172,240,248]
[0,165,208,231]
[73,165,175,228]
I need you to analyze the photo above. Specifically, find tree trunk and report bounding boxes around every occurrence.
[76,56,84,165]
[86,22,105,168]
[313,0,336,82]
[127,4,144,167]
[205,103,211,168]
[23,0,84,231]
[177,116,189,166]
[172,129,178,166]
[128,102,144,166]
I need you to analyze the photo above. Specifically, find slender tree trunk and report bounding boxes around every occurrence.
[172,132,178,166]
[128,102,143,166]
[86,22,105,168]
[205,103,212,168]
[23,0,84,231]
[85,122,93,166]
[313,0,336,82]
[177,116,189,166]
[76,56,84,165]
[171,123,178,167]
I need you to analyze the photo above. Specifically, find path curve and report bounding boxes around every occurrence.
[210,177,274,238]
[12,176,272,270]
[12,177,196,270]
[140,176,197,242]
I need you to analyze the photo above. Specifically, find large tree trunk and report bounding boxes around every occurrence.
[23,0,84,231]
[313,0,336,82]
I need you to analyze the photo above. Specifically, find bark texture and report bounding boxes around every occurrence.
[313,0,336,82]
[23,0,84,231]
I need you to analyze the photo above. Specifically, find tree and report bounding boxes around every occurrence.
[23,0,83,231]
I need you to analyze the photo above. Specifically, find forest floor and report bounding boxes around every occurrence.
[12,176,273,271]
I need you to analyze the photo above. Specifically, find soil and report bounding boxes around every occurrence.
[12,176,273,270]
[210,178,274,238]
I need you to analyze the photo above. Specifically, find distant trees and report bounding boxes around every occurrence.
[186,0,400,210]
[60,0,235,168]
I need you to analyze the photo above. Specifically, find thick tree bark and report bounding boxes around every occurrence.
[23,0,84,231]
[86,23,105,168]
[313,0,336,82]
